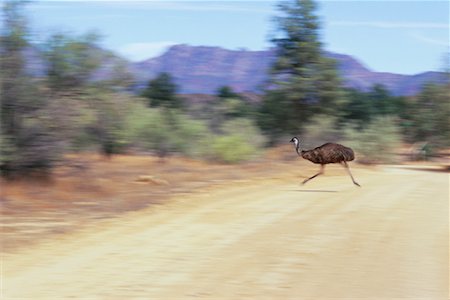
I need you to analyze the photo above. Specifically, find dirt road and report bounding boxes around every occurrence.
[3,164,449,299]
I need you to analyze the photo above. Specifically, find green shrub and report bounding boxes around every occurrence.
[113,102,267,164]
[123,103,171,156]
[344,117,402,164]
[209,118,266,163]
[69,105,97,151]
[211,135,254,163]
[169,113,211,158]
[123,102,211,158]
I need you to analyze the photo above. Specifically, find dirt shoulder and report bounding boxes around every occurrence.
[1,152,292,252]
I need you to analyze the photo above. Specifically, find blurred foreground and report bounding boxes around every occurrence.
[2,151,287,252]
[2,150,448,299]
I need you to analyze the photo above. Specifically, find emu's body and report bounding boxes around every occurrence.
[300,142,355,164]
[290,137,360,186]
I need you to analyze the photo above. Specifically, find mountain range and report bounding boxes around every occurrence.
[25,43,446,97]
[129,44,446,96]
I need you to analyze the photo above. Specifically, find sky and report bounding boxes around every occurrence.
[20,0,450,75]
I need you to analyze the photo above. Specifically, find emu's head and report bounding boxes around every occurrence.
[290,137,301,154]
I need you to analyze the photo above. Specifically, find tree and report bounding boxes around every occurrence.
[216,86,240,100]
[339,85,406,129]
[139,73,185,160]
[141,73,182,109]
[368,84,406,116]
[211,86,253,131]
[259,0,343,142]
[43,31,102,92]
[258,89,295,144]
[339,88,372,128]
[408,83,450,149]
[0,0,29,137]
[0,0,61,176]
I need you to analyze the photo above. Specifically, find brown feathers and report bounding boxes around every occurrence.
[301,143,355,165]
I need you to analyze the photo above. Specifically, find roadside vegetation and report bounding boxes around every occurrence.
[1,0,448,178]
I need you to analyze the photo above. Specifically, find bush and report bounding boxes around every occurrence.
[343,117,402,164]
[68,104,97,151]
[123,102,170,156]
[169,113,211,158]
[406,83,450,149]
[300,114,342,148]
[0,133,18,174]
[124,102,211,158]
[1,119,63,177]
[211,135,254,163]
[209,118,266,163]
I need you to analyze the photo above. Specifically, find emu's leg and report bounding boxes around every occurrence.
[302,164,325,185]
[342,161,360,187]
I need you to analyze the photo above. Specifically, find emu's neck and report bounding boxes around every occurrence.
[293,141,304,156]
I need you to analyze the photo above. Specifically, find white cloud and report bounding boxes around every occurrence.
[409,32,449,47]
[330,21,448,29]
[117,41,177,61]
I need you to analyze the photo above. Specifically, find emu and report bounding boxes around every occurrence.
[290,137,360,187]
